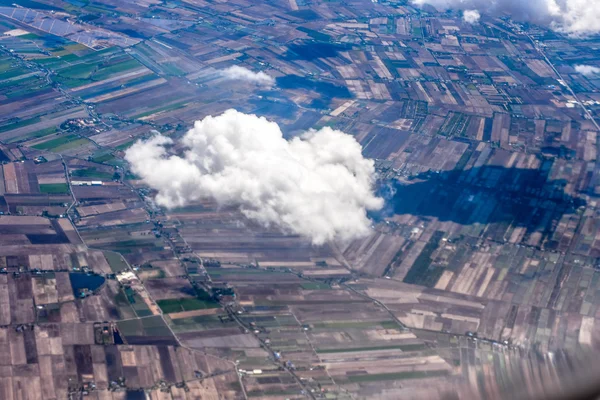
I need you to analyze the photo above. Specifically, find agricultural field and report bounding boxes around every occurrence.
[0,0,596,398]
[39,182,69,193]
[157,296,220,314]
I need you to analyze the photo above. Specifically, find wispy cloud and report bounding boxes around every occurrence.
[575,64,600,76]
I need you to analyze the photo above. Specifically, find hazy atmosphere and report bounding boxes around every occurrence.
[0,0,598,398]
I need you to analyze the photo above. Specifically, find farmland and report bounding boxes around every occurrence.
[0,0,596,398]
[39,182,69,193]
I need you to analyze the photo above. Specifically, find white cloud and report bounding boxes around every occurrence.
[575,64,600,76]
[125,110,383,245]
[219,66,275,87]
[463,9,481,23]
[556,0,600,36]
[412,0,600,36]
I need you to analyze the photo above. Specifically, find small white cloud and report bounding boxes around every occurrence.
[575,64,600,76]
[219,65,275,87]
[125,110,383,245]
[463,9,481,24]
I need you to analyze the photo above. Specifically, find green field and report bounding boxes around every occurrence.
[19,33,41,40]
[0,68,27,81]
[141,315,173,336]
[130,100,189,119]
[36,303,61,324]
[123,171,139,180]
[168,205,206,214]
[93,58,141,81]
[403,231,445,287]
[113,289,137,319]
[0,116,41,133]
[108,237,164,255]
[71,167,114,180]
[52,75,88,88]
[32,134,79,150]
[90,152,115,163]
[115,141,135,151]
[57,62,97,79]
[161,62,185,76]
[103,251,129,272]
[157,297,220,314]
[300,282,331,290]
[205,267,288,278]
[317,344,427,354]
[313,320,399,330]
[169,314,235,333]
[117,315,172,337]
[0,59,14,73]
[347,370,448,383]
[297,26,332,41]
[39,183,69,194]
[50,138,90,152]
[52,43,88,57]
[0,76,44,92]
[124,286,152,317]
[248,390,301,398]
[10,127,58,144]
